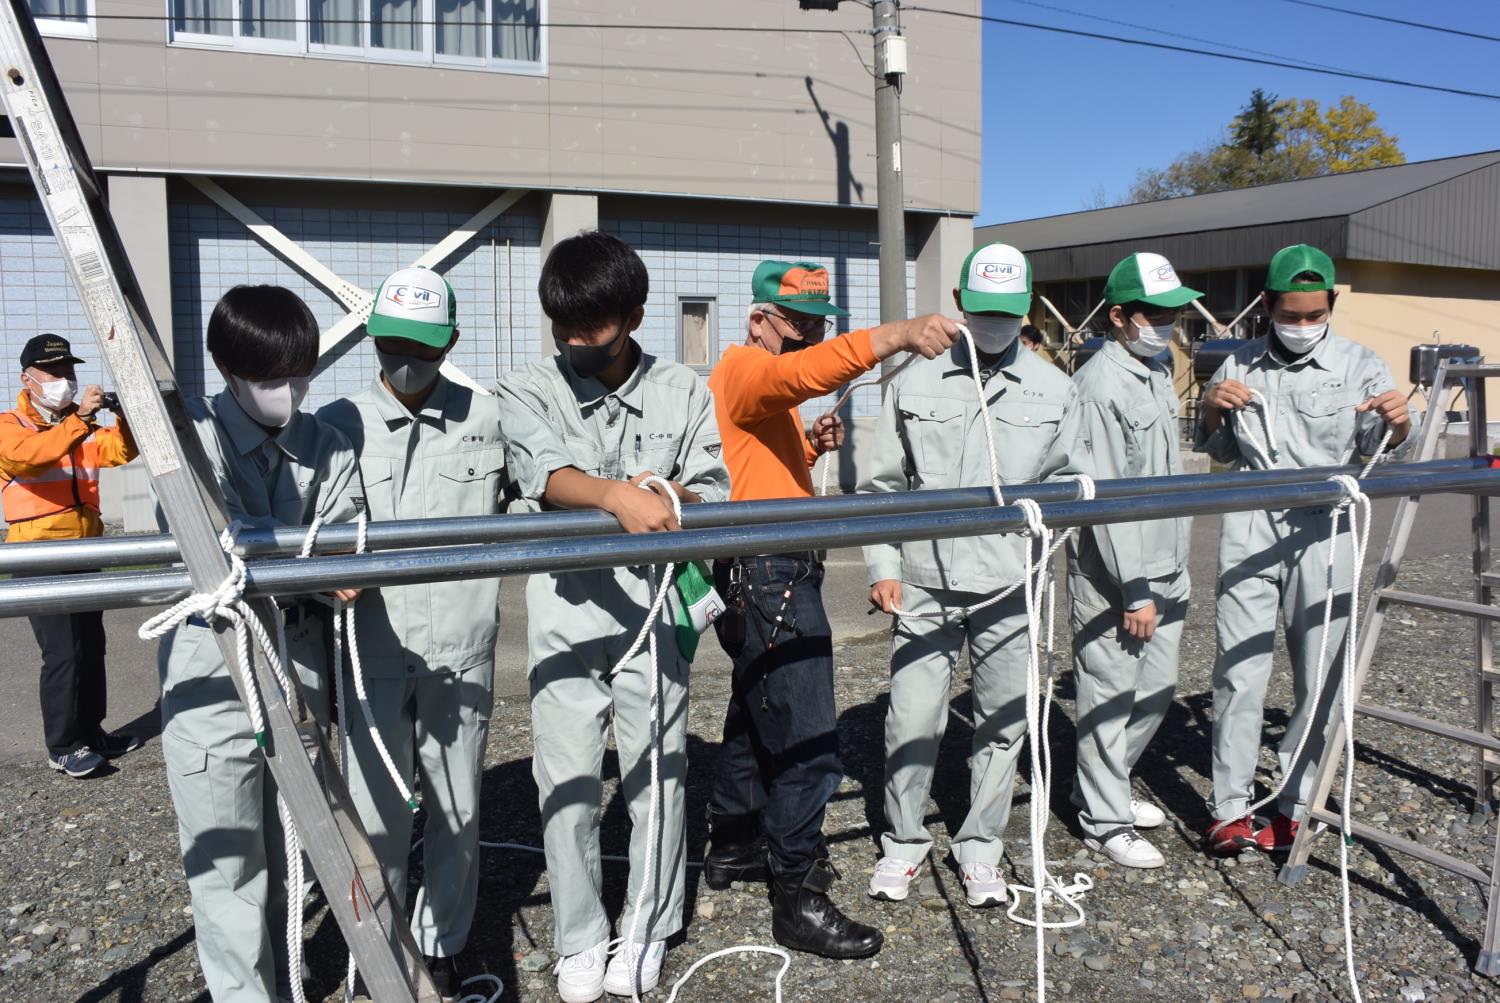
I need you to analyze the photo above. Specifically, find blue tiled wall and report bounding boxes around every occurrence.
[0,198,95,405]
[0,195,915,423]
[170,201,544,410]
[604,217,917,419]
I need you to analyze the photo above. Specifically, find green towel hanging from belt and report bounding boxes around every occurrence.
[672,560,725,662]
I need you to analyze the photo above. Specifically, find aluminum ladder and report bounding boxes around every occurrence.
[1279,358,1500,976]
[0,2,438,998]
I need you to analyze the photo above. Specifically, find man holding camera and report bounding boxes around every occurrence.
[0,334,139,777]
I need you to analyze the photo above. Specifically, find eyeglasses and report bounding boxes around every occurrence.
[763,309,833,338]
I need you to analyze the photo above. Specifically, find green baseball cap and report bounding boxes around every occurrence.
[1266,244,1336,292]
[366,266,457,347]
[1103,252,1202,308]
[751,260,849,318]
[958,243,1032,315]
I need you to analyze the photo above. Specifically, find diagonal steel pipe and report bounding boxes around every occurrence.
[1,457,1490,575]
[0,460,1495,620]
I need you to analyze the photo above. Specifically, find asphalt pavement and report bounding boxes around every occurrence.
[0,490,1491,766]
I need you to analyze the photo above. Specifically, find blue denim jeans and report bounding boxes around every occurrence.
[709,553,842,875]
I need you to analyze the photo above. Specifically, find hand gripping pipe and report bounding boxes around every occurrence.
[0,459,1493,620]
[0,457,1488,576]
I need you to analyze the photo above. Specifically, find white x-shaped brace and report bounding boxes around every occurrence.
[187,176,528,397]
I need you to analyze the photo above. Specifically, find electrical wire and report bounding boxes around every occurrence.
[902,5,1500,101]
[1275,0,1500,45]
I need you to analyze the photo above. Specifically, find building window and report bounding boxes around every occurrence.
[678,297,716,370]
[169,0,546,72]
[28,0,95,38]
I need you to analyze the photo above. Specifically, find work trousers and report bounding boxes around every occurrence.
[32,601,108,757]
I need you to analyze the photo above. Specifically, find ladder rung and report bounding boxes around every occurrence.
[1379,588,1500,621]
[1308,807,1489,883]
[1444,363,1500,378]
[1355,702,1500,753]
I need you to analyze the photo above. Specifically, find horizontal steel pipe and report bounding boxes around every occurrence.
[1,457,1489,575]
[0,461,1494,620]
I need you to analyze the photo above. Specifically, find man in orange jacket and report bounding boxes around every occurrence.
[0,334,139,777]
[702,259,958,960]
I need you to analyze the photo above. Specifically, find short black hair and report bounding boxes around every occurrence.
[538,231,649,330]
[1019,324,1042,345]
[206,285,319,380]
[1263,271,1335,312]
[1106,300,1169,328]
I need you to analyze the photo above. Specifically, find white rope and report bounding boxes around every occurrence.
[137,523,312,1003]
[1231,388,1281,470]
[1327,473,1372,1003]
[815,354,919,496]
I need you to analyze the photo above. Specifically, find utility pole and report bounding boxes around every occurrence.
[871,0,908,350]
[799,0,908,373]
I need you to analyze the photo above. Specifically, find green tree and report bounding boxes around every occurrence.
[1127,92,1404,203]
[1231,88,1282,157]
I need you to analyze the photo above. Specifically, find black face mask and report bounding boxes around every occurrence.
[779,334,811,354]
[556,322,629,378]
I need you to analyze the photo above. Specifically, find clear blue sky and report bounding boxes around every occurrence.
[974,0,1500,224]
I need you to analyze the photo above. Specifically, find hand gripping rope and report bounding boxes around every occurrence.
[137,524,313,1003]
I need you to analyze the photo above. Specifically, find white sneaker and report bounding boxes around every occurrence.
[867,856,922,901]
[1085,828,1165,869]
[959,861,1008,907]
[603,940,666,997]
[1131,797,1166,829]
[555,940,609,1003]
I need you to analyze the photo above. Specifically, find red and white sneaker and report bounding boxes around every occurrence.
[1256,813,1300,853]
[867,856,921,901]
[1205,815,1260,856]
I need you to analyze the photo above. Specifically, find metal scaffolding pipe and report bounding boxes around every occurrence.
[2,457,1489,575]
[0,461,1494,619]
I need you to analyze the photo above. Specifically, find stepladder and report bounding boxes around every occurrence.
[0,1,439,999]
[1279,357,1500,975]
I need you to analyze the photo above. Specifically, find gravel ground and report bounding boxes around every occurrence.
[2,551,1497,1003]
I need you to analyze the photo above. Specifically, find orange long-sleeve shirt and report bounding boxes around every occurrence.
[0,392,137,541]
[707,329,879,501]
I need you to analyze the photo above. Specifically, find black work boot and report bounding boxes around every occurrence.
[771,858,884,959]
[424,954,461,1002]
[704,806,769,889]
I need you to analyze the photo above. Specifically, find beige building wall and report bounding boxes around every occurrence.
[1335,260,1500,389]
[6,0,981,213]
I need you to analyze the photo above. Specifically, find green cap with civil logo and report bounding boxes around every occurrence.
[957,243,1032,315]
[1266,243,1336,292]
[751,260,850,317]
[1103,252,1202,308]
[365,266,457,348]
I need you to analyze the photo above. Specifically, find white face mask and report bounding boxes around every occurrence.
[1127,316,1176,358]
[1273,321,1329,355]
[28,375,77,412]
[377,347,445,395]
[962,313,1024,355]
[230,375,309,429]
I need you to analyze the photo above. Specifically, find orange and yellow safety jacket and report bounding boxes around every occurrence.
[0,391,137,543]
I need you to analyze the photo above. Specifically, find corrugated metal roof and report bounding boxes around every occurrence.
[979,150,1500,255]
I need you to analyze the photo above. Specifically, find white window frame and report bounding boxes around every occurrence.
[167,0,548,75]
[32,0,96,39]
[678,296,718,372]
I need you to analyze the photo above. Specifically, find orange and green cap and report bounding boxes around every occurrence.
[1266,244,1335,292]
[366,266,457,348]
[751,260,849,317]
